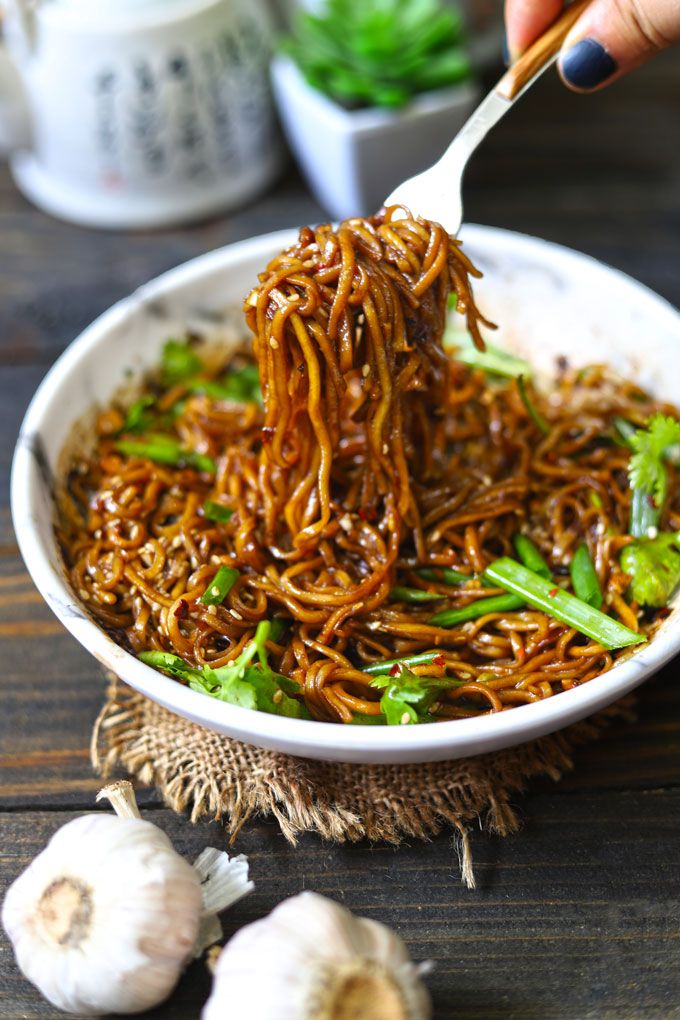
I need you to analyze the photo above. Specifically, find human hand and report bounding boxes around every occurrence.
[504,0,680,91]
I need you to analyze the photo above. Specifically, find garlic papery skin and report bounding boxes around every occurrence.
[201,891,432,1020]
[2,782,253,1016]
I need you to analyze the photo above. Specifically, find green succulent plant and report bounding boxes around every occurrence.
[283,0,472,110]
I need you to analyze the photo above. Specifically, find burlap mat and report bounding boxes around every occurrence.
[91,679,636,887]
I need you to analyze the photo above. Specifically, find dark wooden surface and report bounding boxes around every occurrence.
[2,53,680,1019]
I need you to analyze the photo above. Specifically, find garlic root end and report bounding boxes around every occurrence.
[96,780,141,819]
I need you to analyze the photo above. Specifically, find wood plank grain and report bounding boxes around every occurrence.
[0,794,678,1019]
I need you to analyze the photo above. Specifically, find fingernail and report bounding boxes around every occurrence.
[561,38,617,89]
[502,34,510,66]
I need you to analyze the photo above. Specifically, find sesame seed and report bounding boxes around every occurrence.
[430,701,441,714]
[272,689,284,704]
[382,443,389,455]
[207,605,217,616]
[362,363,370,378]
[230,610,243,620]
[78,588,90,601]
[400,712,412,725]
[647,526,658,540]
[211,586,220,597]
[171,535,182,548]
[269,337,279,350]
[339,514,353,533]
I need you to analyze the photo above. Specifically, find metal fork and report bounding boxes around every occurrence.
[386,0,590,234]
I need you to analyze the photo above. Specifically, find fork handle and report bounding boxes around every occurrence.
[496,0,591,101]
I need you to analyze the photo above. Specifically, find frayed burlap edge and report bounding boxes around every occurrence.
[91,678,636,887]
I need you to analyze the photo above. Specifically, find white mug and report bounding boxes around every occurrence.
[0,0,283,228]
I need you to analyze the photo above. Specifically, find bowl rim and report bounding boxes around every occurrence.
[11,224,680,762]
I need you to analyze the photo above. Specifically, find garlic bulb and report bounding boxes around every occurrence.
[2,781,253,1016]
[202,892,432,1020]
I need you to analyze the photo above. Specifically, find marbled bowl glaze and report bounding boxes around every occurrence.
[11,226,680,763]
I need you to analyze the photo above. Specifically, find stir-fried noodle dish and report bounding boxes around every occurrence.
[59,208,680,726]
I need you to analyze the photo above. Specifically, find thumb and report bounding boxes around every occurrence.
[558,0,680,91]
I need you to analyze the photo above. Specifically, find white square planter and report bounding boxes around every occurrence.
[271,54,479,221]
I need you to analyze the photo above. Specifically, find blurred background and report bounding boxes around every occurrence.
[0,0,678,368]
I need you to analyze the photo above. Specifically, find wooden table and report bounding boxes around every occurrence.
[1,54,680,1019]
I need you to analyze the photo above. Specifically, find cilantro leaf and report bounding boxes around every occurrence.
[620,532,680,607]
[369,667,460,725]
[139,620,310,719]
[628,414,680,535]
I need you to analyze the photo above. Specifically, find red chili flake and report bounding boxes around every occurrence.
[657,607,672,619]
[548,588,559,598]
[389,664,400,677]
[261,427,275,444]
[432,654,446,667]
[357,506,378,522]
[174,599,189,619]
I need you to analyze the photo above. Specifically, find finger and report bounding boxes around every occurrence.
[558,0,680,92]
[505,0,564,61]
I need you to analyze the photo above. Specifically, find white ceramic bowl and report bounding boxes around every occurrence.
[11,226,680,763]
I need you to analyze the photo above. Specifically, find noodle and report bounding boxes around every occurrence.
[58,209,680,724]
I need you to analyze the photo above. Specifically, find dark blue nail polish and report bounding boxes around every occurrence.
[502,34,510,67]
[561,38,617,89]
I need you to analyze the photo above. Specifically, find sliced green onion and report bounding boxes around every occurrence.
[417,566,472,585]
[447,293,458,311]
[513,534,551,579]
[614,416,637,447]
[115,434,184,464]
[517,375,550,435]
[444,328,532,379]
[269,617,289,643]
[122,395,155,433]
[389,586,445,603]
[570,543,603,609]
[115,434,216,474]
[428,593,525,628]
[361,652,440,676]
[203,500,234,523]
[189,364,261,404]
[589,491,604,509]
[483,557,644,649]
[187,452,217,474]
[199,566,239,606]
[161,339,202,385]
